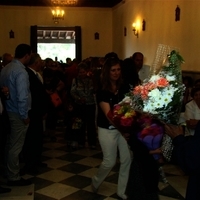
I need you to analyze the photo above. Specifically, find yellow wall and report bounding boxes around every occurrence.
[0,6,112,59]
[1,0,200,71]
[113,0,200,71]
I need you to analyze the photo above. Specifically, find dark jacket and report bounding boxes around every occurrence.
[26,67,48,119]
[172,122,200,200]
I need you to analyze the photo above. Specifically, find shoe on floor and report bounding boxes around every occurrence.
[0,186,11,193]
[7,178,32,186]
[117,193,128,200]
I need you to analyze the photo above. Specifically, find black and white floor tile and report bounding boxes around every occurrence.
[0,124,188,200]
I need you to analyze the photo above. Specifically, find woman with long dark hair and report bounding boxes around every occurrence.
[91,57,131,200]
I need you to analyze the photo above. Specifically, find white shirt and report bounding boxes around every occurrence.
[29,67,43,83]
[139,65,150,82]
[184,100,200,135]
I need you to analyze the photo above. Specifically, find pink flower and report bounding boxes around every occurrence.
[113,104,121,114]
[133,82,158,100]
[133,85,142,95]
[140,87,149,100]
[156,77,169,87]
[145,82,157,90]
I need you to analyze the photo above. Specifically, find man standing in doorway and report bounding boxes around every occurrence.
[0,44,32,186]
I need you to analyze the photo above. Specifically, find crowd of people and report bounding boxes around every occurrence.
[0,43,200,200]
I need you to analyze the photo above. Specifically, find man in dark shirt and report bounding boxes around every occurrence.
[23,53,48,174]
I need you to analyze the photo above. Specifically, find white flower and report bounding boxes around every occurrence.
[148,88,161,100]
[130,50,185,124]
[143,101,158,114]
[149,75,160,82]
[160,93,172,107]
[165,74,176,81]
[120,96,132,104]
[156,95,168,108]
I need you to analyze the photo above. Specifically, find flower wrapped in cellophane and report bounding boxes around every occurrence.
[107,96,137,133]
[108,45,185,161]
[131,45,185,161]
[107,96,164,161]
[130,47,185,124]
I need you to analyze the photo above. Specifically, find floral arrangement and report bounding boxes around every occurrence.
[129,49,185,124]
[107,100,164,160]
[107,46,185,161]
[107,100,137,133]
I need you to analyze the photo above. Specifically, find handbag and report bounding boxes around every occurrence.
[50,92,62,107]
[161,134,174,162]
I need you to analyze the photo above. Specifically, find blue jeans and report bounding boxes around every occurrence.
[92,127,131,196]
[6,112,29,181]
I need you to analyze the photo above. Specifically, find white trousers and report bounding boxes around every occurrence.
[92,127,131,196]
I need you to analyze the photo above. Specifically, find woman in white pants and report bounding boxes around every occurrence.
[91,56,131,200]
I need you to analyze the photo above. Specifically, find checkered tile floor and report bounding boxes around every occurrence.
[0,124,188,200]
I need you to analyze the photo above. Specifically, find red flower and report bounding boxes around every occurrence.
[156,77,169,87]
[107,103,137,133]
[140,124,163,139]
[120,116,134,127]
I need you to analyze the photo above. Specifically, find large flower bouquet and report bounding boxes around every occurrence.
[107,45,185,161]
[131,49,185,124]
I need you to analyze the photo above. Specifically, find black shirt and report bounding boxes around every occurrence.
[96,84,129,129]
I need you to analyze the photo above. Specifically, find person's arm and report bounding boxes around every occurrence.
[16,71,30,123]
[100,100,130,141]
[99,101,114,125]
[184,102,199,129]
[184,102,194,121]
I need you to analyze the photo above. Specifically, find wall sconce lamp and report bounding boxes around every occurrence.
[142,20,146,31]
[132,23,139,38]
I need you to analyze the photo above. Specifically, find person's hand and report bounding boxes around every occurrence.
[149,148,162,155]
[1,86,9,96]
[23,118,30,125]
[164,123,184,139]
